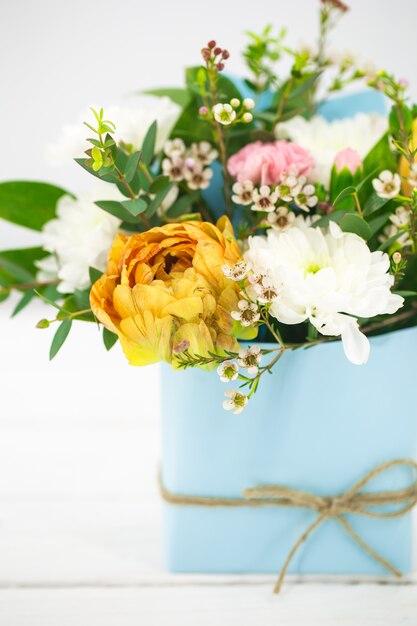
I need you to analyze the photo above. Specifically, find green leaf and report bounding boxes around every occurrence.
[12,289,35,317]
[339,214,372,240]
[124,151,142,184]
[367,212,390,237]
[395,290,417,297]
[363,192,390,216]
[149,176,170,194]
[145,183,174,218]
[141,121,157,165]
[165,191,200,218]
[144,88,191,108]
[95,200,144,223]
[103,327,118,351]
[89,267,102,284]
[121,197,148,216]
[333,186,356,209]
[0,181,71,231]
[0,255,34,282]
[377,229,405,251]
[0,247,47,286]
[49,319,72,360]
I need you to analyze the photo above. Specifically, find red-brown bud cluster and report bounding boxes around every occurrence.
[200,40,230,72]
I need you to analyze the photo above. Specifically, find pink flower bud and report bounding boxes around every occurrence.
[214,47,222,56]
[199,106,208,116]
[334,148,362,174]
[208,40,216,49]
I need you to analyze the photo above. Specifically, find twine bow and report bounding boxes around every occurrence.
[159,459,417,593]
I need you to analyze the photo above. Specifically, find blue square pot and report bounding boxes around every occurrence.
[160,326,417,575]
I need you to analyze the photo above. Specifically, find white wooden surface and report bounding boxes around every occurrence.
[1,302,417,625]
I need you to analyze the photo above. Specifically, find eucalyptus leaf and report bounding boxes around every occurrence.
[121,197,148,216]
[95,200,144,223]
[141,121,157,165]
[363,192,390,216]
[124,151,142,183]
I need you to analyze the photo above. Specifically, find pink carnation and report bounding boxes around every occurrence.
[227,140,314,185]
[334,147,362,174]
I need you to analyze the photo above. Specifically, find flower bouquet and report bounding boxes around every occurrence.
[2,0,417,592]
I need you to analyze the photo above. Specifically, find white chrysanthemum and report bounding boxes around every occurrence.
[245,222,404,365]
[47,96,180,165]
[36,187,122,293]
[275,113,388,187]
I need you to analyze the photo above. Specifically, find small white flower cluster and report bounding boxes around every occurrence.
[217,345,262,414]
[206,97,255,126]
[221,261,280,326]
[162,139,218,190]
[372,170,401,200]
[378,205,412,249]
[232,167,318,220]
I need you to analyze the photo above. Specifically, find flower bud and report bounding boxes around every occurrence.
[214,47,222,56]
[216,62,225,71]
[392,252,402,264]
[334,148,362,174]
[36,318,50,329]
[199,106,208,116]
[242,112,253,123]
[208,40,216,49]
[222,49,230,60]
[243,98,255,110]
[201,48,211,61]
[230,98,240,108]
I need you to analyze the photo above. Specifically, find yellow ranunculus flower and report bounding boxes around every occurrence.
[90,217,254,366]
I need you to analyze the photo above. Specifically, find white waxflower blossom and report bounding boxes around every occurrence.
[378,224,412,249]
[189,141,218,165]
[183,162,213,190]
[252,185,279,212]
[164,138,186,158]
[217,360,239,382]
[222,261,250,281]
[36,187,122,294]
[231,300,261,326]
[232,180,255,206]
[46,96,181,165]
[245,222,404,365]
[294,183,318,212]
[372,171,401,199]
[237,345,262,375]
[267,206,296,232]
[276,169,304,202]
[162,155,185,181]
[213,103,236,125]
[223,389,248,414]
[390,205,411,228]
[276,113,388,187]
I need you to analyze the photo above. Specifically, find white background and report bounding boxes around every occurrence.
[1,1,417,624]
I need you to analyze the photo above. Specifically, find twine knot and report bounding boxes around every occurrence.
[159,459,417,594]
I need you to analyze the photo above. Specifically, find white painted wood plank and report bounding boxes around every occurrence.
[1,585,417,626]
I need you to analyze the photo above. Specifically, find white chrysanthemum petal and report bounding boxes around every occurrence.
[341,321,370,365]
